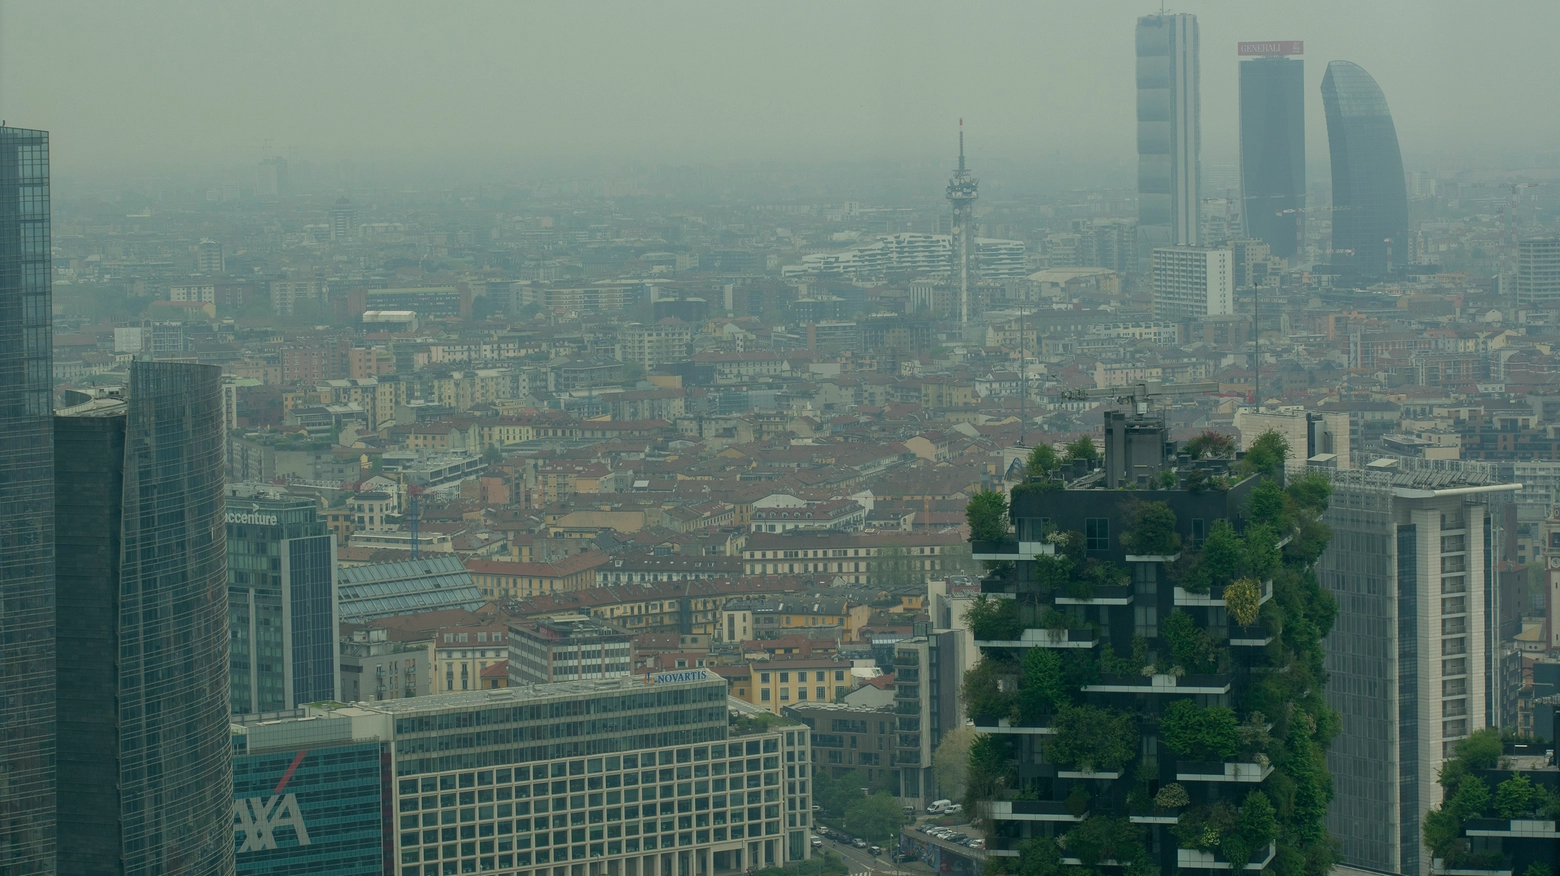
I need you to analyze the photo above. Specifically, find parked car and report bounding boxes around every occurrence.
[943,803,963,816]
[811,836,823,849]
[869,846,883,857]
[968,839,986,850]
[853,838,868,849]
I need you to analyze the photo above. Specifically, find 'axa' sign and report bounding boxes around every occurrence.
[234,750,312,853]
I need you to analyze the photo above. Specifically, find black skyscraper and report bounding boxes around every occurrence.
[1239,52,1305,260]
[0,125,55,876]
[55,362,234,876]
[1321,60,1409,276]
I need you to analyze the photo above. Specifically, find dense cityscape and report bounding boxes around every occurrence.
[2,5,1560,876]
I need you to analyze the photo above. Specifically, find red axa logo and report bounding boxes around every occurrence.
[233,750,313,853]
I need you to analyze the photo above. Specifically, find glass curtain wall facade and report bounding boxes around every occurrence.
[54,361,234,876]
[1321,61,1409,277]
[1136,13,1201,270]
[228,495,339,715]
[1239,56,1305,260]
[0,125,55,876]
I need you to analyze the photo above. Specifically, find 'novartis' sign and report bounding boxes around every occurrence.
[227,511,279,526]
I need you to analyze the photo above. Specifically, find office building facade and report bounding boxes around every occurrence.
[508,617,633,686]
[1151,245,1233,320]
[232,720,391,876]
[228,494,340,715]
[1238,44,1305,260]
[1319,465,1517,876]
[1516,237,1560,308]
[1321,61,1409,276]
[0,124,55,876]
[1136,13,1201,268]
[377,671,812,876]
[54,362,234,876]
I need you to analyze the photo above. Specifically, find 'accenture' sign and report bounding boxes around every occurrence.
[227,511,279,526]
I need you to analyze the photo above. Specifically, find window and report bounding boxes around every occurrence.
[1085,518,1109,551]
[1190,519,1205,548]
[834,671,844,682]
[760,689,770,702]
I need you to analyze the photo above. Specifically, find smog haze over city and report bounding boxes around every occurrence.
[4,4,1560,876]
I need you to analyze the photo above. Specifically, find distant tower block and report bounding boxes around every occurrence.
[946,121,979,324]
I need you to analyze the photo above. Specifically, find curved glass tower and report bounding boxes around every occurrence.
[1321,61,1409,276]
[55,361,233,876]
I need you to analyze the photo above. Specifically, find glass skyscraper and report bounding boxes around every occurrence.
[1239,52,1305,260]
[0,125,55,876]
[1136,12,1201,270]
[1321,60,1409,277]
[228,494,339,715]
[54,362,234,876]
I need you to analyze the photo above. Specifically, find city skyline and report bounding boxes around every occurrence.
[2,3,1559,180]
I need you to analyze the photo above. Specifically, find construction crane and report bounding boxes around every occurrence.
[1274,204,1358,217]
[1059,381,1221,416]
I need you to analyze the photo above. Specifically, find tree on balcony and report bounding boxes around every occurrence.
[1121,500,1181,556]
[1237,430,1290,480]
[1184,430,1236,460]
[1048,705,1136,773]
[965,594,1023,641]
[966,489,1009,543]
[1063,435,1099,464]
[1161,610,1222,675]
[1158,700,1239,761]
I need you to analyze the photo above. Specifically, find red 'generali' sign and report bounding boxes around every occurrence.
[1238,41,1303,56]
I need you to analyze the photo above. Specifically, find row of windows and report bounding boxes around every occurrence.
[758,670,843,684]
[397,822,782,875]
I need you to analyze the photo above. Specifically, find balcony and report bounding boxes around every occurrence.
[971,717,1054,736]
[1174,579,1272,609]
[973,627,1097,650]
[1056,769,1122,780]
[1431,859,1513,876]
[987,800,1083,823]
[892,653,919,667]
[1128,807,1181,825]
[1083,673,1231,695]
[1177,843,1275,871]
[1175,761,1274,783]
[971,539,1056,562]
[893,751,922,766]
[1228,624,1275,648]
[1055,584,1133,606]
[1124,553,1181,564]
[1463,818,1559,838]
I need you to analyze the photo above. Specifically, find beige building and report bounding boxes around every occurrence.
[431,623,509,693]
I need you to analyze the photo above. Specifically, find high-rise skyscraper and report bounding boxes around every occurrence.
[0,125,55,876]
[1319,464,1517,876]
[54,362,234,876]
[1515,237,1560,308]
[1136,12,1201,270]
[1238,41,1305,261]
[946,124,978,324]
[228,494,339,715]
[1321,60,1409,277]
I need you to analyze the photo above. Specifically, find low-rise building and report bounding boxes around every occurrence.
[433,623,511,694]
[508,616,633,685]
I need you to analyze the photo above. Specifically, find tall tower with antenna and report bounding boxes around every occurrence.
[946,121,979,325]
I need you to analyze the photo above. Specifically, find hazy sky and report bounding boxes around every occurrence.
[2,1,1557,182]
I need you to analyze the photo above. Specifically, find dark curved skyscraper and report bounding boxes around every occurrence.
[55,362,233,876]
[1321,61,1409,276]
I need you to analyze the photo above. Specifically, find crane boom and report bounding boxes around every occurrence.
[1059,381,1220,415]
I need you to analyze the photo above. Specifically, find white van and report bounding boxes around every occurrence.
[927,799,952,814]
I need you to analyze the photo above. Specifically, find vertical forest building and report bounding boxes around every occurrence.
[965,405,1338,875]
